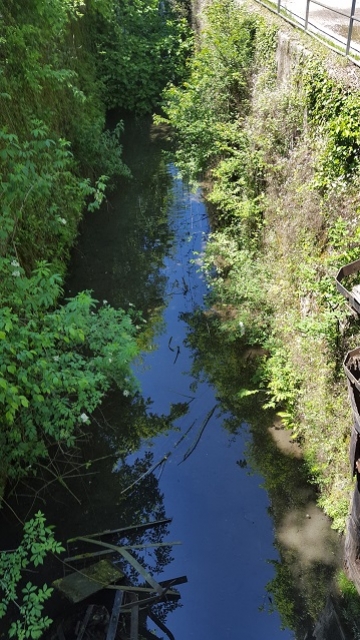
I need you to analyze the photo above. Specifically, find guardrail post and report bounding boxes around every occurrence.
[346,0,357,55]
[277,0,281,13]
[305,0,310,29]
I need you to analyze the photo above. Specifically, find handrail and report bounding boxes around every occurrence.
[254,0,360,65]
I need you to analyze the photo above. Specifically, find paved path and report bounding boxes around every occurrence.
[266,0,360,55]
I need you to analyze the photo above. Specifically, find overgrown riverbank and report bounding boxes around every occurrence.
[0,2,193,637]
[0,0,191,492]
[161,0,360,535]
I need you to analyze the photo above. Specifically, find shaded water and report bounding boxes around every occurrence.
[0,115,344,639]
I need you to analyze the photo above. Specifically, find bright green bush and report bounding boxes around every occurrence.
[0,511,64,640]
[94,0,193,113]
[0,258,140,480]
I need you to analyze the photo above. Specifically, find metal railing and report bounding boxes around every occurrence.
[254,0,360,65]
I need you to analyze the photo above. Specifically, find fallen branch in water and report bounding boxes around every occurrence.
[120,454,171,495]
[178,404,217,465]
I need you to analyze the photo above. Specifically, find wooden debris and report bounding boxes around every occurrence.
[336,258,360,314]
[65,540,181,563]
[75,537,164,595]
[53,560,124,603]
[106,584,179,596]
[106,590,123,640]
[130,594,139,640]
[76,605,94,640]
[148,610,176,640]
[178,404,217,465]
[68,518,172,543]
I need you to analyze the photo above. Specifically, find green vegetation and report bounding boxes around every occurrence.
[161,0,360,532]
[0,511,64,639]
[0,0,192,486]
[337,571,360,638]
[1,0,196,635]
[161,0,360,627]
[0,258,140,481]
[0,2,192,637]
[94,0,193,113]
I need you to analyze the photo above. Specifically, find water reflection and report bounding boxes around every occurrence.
[66,116,175,324]
[0,114,346,639]
[180,308,342,637]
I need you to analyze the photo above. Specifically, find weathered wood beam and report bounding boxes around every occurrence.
[75,537,163,595]
[65,541,181,563]
[130,594,139,640]
[68,518,172,543]
[106,590,123,640]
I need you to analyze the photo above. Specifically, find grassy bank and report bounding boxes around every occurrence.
[161,0,360,533]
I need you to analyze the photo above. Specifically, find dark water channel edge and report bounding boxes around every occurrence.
[0,115,347,639]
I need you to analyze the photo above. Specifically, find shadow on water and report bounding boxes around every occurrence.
[180,309,345,638]
[0,114,349,639]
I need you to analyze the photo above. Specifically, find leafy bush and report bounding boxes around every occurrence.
[160,0,260,176]
[0,511,64,640]
[94,0,193,113]
[0,258,140,480]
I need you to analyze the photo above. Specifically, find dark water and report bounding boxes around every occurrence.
[0,115,343,639]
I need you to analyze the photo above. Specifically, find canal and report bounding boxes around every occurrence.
[0,114,344,639]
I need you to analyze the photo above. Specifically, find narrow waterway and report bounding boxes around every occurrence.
[64,115,343,638]
[0,115,344,639]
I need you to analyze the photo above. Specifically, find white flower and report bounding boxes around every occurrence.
[59,217,67,225]
[103,300,108,305]
[123,389,130,397]
[80,412,89,423]
[11,259,19,267]
[53,355,59,362]
[12,270,20,277]
[238,321,245,336]
[128,302,134,307]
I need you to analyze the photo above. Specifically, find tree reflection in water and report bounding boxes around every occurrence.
[179,307,341,638]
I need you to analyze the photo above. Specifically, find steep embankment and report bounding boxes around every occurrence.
[163,0,360,535]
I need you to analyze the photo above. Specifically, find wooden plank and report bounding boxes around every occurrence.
[130,594,139,640]
[117,580,186,612]
[106,585,179,596]
[106,590,123,640]
[53,560,124,603]
[65,541,181,563]
[351,426,358,476]
[56,625,67,640]
[119,594,168,611]
[148,610,175,640]
[159,576,188,588]
[77,605,94,640]
[76,538,163,596]
[68,518,172,543]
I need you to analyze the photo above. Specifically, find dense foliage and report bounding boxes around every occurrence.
[0,0,192,483]
[0,2,193,637]
[0,512,64,640]
[94,0,193,112]
[0,258,140,481]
